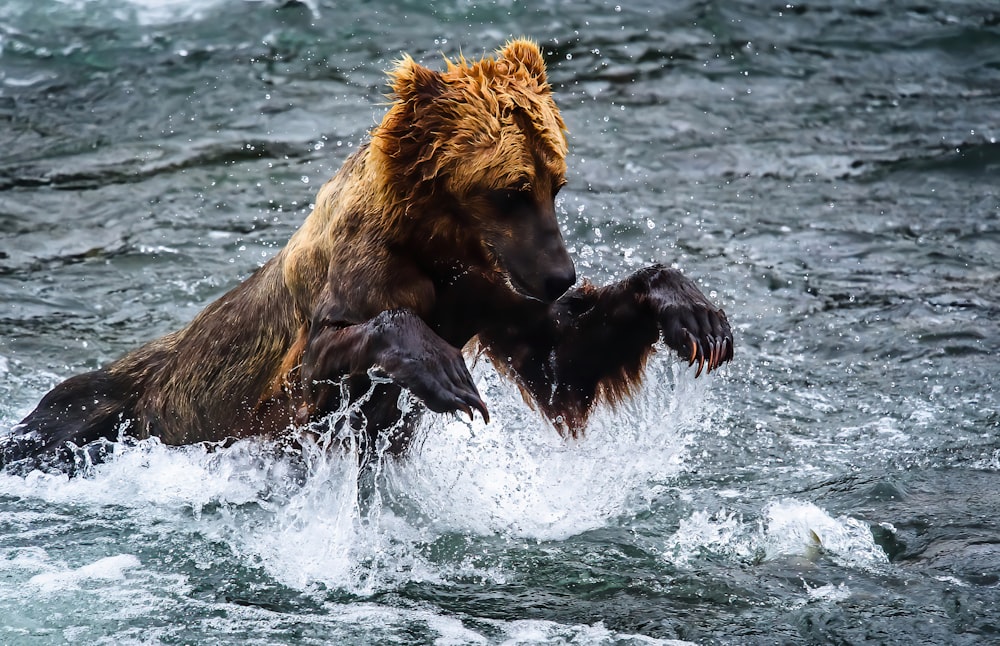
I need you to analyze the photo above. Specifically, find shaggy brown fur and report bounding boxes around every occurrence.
[3,39,733,471]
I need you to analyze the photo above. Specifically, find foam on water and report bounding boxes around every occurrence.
[27,554,142,593]
[487,619,697,646]
[0,542,192,643]
[7,0,235,26]
[0,541,687,644]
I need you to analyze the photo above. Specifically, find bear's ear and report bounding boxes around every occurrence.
[390,55,445,104]
[498,38,547,84]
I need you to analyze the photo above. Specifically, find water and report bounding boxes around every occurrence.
[1,0,998,643]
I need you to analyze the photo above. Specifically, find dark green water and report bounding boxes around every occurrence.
[1,1,998,644]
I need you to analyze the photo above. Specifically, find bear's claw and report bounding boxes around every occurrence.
[686,331,699,366]
[457,392,490,424]
[638,265,733,377]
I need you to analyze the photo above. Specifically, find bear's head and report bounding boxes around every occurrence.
[374,38,576,303]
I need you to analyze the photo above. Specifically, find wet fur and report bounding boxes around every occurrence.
[3,39,733,471]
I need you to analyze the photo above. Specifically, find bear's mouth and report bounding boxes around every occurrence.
[482,242,540,301]
[504,267,545,302]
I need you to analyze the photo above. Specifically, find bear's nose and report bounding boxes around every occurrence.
[544,267,576,302]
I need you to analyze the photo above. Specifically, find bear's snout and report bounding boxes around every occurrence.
[544,265,576,302]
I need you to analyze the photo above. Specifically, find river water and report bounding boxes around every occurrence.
[1,0,998,644]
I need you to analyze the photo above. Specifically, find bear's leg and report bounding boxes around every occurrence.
[480,264,733,435]
[301,308,489,430]
[3,369,138,473]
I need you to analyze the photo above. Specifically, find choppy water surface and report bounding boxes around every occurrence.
[1,0,998,643]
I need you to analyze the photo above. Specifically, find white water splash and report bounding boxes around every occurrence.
[664,499,888,572]
[662,508,760,567]
[762,499,888,569]
[242,353,706,592]
[386,355,702,542]
[0,437,291,512]
[1,353,710,595]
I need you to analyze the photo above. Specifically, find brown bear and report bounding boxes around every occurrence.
[2,39,732,472]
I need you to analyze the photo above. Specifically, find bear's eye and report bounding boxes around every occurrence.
[488,187,533,213]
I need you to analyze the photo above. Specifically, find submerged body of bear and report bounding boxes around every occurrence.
[2,39,733,472]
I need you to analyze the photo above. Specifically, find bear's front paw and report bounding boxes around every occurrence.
[644,266,734,376]
[377,343,490,423]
